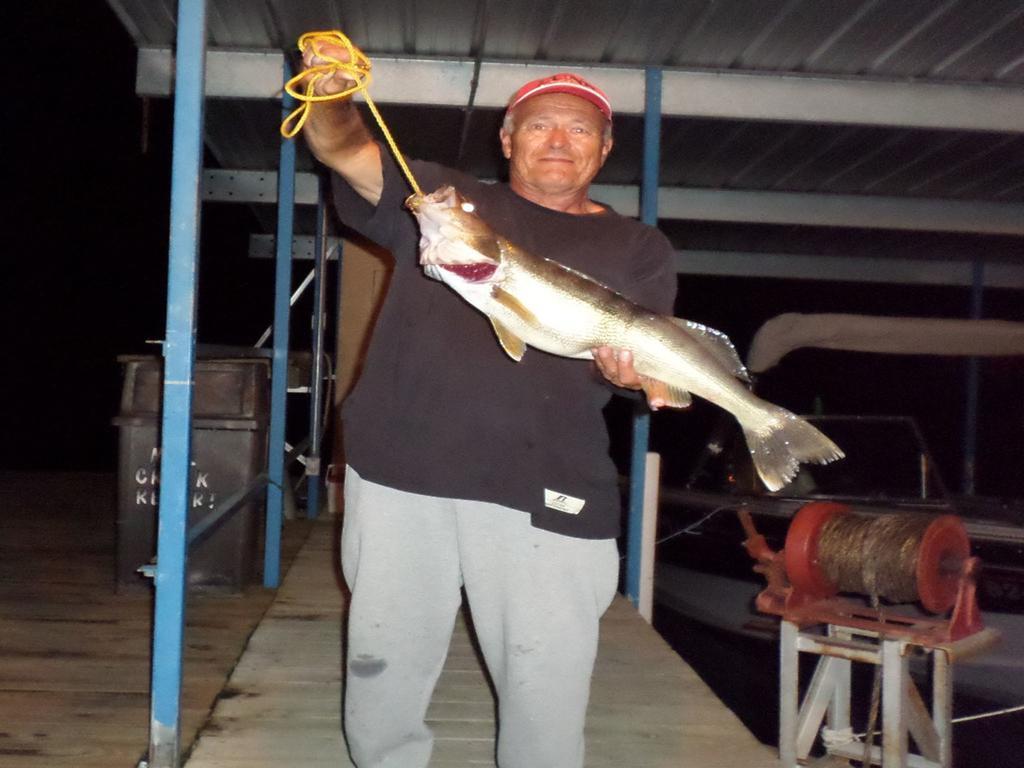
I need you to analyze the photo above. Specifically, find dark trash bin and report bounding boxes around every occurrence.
[113,355,270,591]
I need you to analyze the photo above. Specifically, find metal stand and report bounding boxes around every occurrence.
[739,508,1000,768]
[779,619,1000,768]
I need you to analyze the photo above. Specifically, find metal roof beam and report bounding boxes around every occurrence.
[201,169,1024,235]
[657,70,1024,134]
[243,230,1024,288]
[676,251,1024,289]
[249,234,341,260]
[202,168,320,205]
[591,185,1024,236]
[138,48,285,98]
[137,47,1024,133]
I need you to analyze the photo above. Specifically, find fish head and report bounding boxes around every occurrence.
[406,186,505,290]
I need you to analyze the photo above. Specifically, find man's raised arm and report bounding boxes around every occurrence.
[298,42,384,205]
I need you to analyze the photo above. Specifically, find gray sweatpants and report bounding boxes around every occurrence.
[341,467,619,768]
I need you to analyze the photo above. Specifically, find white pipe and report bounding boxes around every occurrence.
[638,452,660,624]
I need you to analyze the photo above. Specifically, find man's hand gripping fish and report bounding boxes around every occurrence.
[406,186,844,491]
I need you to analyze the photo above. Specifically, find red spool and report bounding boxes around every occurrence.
[784,501,849,600]
[916,514,970,613]
[784,502,971,613]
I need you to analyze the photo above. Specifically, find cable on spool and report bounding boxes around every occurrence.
[783,501,970,613]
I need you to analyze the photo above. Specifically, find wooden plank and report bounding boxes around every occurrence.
[0,471,315,768]
[185,521,775,768]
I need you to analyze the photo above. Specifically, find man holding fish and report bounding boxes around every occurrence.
[298,34,840,768]
[300,45,675,767]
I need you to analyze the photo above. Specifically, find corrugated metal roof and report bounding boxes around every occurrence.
[107,0,1024,267]
[197,101,1024,203]
[110,0,1024,83]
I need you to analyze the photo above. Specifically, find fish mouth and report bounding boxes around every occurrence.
[406,185,459,213]
[438,263,499,282]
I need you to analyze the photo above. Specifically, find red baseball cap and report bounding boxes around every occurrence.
[506,73,613,121]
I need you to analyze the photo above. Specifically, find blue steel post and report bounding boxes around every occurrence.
[305,178,328,519]
[963,260,984,495]
[626,67,662,605]
[148,0,207,765]
[264,62,297,588]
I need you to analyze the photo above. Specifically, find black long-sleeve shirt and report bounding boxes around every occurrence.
[333,152,676,538]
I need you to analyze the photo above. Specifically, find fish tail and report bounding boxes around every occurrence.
[740,407,844,492]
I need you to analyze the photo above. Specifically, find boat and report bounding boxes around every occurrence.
[652,314,1024,709]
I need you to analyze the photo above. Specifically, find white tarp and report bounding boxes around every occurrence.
[747,313,1024,373]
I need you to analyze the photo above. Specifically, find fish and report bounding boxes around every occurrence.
[405,185,844,491]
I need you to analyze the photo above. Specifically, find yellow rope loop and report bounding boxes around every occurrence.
[279,30,422,197]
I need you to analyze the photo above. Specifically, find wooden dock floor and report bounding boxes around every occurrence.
[0,471,313,767]
[185,520,776,768]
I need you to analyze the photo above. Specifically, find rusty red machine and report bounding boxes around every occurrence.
[742,502,1001,768]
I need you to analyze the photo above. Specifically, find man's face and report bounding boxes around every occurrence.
[500,93,613,202]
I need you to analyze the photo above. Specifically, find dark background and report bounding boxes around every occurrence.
[5,2,271,473]
[4,2,1022,501]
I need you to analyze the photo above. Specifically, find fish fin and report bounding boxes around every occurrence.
[489,286,536,360]
[489,318,527,362]
[642,377,692,409]
[740,407,844,492]
[672,318,751,383]
[492,285,540,327]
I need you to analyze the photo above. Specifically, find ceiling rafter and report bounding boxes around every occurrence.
[200,168,1024,236]
[136,48,1024,134]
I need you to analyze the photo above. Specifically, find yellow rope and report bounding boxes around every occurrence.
[280,30,422,196]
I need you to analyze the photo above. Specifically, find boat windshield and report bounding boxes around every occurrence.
[687,415,947,502]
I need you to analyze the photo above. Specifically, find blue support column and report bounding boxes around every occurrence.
[264,63,297,588]
[305,178,328,519]
[626,67,662,605]
[963,260,984,495]
[148,0,207,765]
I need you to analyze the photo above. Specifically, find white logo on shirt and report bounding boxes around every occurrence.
[544,489,586,515]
